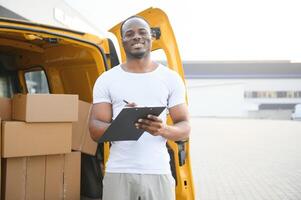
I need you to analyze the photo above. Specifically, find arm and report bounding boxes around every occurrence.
[89,102,112,142]
[136,103,191,141]
[163,103,191,140]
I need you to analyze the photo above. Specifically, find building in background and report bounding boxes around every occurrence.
[184,61,301,119]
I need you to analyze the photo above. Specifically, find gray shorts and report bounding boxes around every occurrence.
[102,173,175,200]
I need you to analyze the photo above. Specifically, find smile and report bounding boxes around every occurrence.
[132,43,144,48]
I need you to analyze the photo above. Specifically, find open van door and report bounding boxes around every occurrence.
[0,17,115,198]
[109,7,195,200]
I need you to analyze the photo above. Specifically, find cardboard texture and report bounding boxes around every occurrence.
[2,156,46,200]
[12,94,78,122]
[45,154,64,200]
[2,157,26,200]
[0,97,11,120]
[25,156,46,200]
[2,121,72,158]
[64,152,81,200]
[72,100,97,155]
[2,153,81,200]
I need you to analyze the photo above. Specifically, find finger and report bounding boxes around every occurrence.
[137,117,160,124]
[131,102,138,106]
[126,102,137,107]
[147,115,162,122]
[138,119,153,126]
[138,119,163,130]
[136,124,161,136]
[135,123,140,129]
[138,124,159,134]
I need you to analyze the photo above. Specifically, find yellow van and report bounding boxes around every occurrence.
[0,7,195,200]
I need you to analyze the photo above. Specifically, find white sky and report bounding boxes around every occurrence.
[67,0,301,61]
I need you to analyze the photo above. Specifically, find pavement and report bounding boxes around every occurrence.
[190,117,301,200]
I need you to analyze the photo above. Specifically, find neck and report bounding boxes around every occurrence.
[122,55,157,73]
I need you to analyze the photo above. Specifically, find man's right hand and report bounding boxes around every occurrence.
[125,102,137,107]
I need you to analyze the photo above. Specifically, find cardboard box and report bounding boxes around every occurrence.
[2,152,81,200]
[12,94,78,122]
[72,100,97,155]
[1,157,26,200]
[26,156,46,199]
[45,154,64,200]
[45,152,81,200]
[2,121,72,158]
[1,156,46,200]
[0,97,11,120]
[64,152,81,200]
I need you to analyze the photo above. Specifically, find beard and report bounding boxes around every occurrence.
[126,50,149,59]
[123,39,151,60]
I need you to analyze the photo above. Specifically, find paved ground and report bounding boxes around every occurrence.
[190,118,301,200]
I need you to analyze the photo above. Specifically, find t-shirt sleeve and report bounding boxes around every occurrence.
[93,74,111,104]
[168,72,186,108]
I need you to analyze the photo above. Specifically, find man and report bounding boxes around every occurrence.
[89,16,190,200]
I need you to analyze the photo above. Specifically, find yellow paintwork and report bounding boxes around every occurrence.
[0,20,108,101]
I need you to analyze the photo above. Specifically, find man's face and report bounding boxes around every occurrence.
[122,18,152,59]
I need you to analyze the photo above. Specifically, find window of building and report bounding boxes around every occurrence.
[245,90,301,98]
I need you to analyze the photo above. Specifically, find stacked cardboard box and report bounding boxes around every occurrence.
[2,152,81,200]
[0,97,13,197]
[1,94,81,200]
[0,97,11,121]
[72,100,98,155]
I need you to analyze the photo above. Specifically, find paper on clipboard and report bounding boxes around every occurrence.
[98,106,166,143]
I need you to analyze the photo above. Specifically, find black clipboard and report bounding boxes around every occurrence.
[98,106,166,143]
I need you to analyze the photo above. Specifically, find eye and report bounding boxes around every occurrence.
[124,31,134,38]
[139,29,149,36]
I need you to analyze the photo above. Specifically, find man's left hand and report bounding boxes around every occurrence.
[135,115,166,136]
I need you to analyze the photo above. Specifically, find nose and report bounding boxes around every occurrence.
[132,32,142,40]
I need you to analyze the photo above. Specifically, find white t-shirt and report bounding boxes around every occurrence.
[93,64,186,174]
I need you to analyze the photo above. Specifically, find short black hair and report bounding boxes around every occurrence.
[120,15,151,38]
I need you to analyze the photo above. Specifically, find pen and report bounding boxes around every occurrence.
[123,99,129,104]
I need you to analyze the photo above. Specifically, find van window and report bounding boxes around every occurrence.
[0,64,19,98]
[24,70,50,94]
[0,75,14,97]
